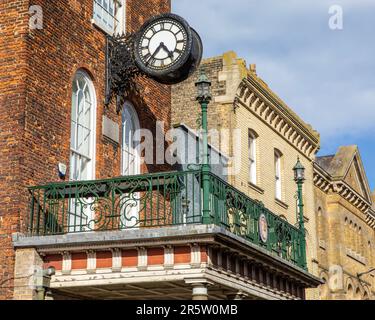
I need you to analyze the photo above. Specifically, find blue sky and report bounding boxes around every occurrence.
[173,0,375,191]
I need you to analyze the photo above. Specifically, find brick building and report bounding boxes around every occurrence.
[1,0,171,300]
[1,2,321,300]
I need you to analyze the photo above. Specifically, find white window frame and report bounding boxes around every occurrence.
[93,0,126,35]
[121,102,141,229]
[121,102,140,177]
[69,70,97,232]
[275,150,282,200]
[248,130,257,185]
[70,70,97,182]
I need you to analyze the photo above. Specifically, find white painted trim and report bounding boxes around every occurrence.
[190,244,201,266]
[164,246,174,268]
[112,248,122,271]
[137,247,147,270]
[87,250,96,271]
[62,252,72,274]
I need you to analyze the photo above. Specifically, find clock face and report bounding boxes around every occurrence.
[137,18,188,71]
[133,13,202,85]
[136,15,191,74]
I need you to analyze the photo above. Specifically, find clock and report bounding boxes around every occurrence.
[134,13,203,85]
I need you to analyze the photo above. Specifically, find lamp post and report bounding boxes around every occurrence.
[195,71,212,224]
[293,157,307,270]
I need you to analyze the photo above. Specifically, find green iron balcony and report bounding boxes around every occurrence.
[27,170,306,269]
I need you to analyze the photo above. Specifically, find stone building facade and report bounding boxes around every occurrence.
[314,146,375,300]
[172,51,321,299]
[0,0,171,300]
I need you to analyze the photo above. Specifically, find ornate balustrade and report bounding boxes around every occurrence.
[208,172,305,268]
[27,170,305,268]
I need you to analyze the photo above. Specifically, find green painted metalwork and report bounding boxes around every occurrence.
[27,170,306,269]
[196,71,212,225]
[207,172,306,269]
[296,181,307,270]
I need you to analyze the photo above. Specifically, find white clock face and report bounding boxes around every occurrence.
[138,19,188,70]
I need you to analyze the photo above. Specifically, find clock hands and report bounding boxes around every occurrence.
[146,44,162,66]
[160,42,174,59]
[146,42,175,66]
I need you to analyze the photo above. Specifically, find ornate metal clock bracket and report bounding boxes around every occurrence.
[105,33,145,114]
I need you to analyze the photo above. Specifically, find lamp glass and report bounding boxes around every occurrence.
[293,161,305,182]
[195,72,211,100]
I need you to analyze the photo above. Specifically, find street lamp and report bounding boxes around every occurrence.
[293,157,305,183]
[195,71,212,224]
[293,158,307,270]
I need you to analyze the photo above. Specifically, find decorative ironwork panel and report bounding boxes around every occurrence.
[27,170,305,269]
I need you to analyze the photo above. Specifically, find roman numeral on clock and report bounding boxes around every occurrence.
[144,53,151,61]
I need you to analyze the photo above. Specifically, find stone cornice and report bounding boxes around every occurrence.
[235,77,320,160]
[313,163,374,229]
[366,209,375,229]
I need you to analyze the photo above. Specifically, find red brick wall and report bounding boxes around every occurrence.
[0,0,30,300]
[0,0,171,299]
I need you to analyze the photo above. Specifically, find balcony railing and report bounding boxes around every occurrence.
[27,170,306,268]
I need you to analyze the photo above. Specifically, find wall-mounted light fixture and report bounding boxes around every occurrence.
[58,163,67,179]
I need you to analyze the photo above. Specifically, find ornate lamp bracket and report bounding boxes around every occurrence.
[105,33,145,114]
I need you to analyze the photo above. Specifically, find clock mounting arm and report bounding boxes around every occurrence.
[105,32,146,114]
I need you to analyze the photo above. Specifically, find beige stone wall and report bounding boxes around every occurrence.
[13,248,44,300]
[315,187,375,300]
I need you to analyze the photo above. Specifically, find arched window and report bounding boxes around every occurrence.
[355,287,361,300]
[70,70,96,182]
[121,102,140,176]
[363,291,369,300]
[69,70,96,231]
[347,284,354,299]
[120,102,141,229]
[248,129,258,185]
[274,149,283,200]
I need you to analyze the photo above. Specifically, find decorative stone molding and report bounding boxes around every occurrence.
[137,247,147,271]
[164,246,174,269]
[346,248,366,265]
[314,163,373,229]
[111,248,122,272]
[86,250,96,273]
[190,244,201,267]
[235,77,320,160]
[61,252,72,275]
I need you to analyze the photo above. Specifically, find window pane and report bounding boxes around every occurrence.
[71,72,94,180]
[93,0,117,34]
[71,93,77,122]
[70,120,77,150]
[109,0,114,15]
[77,90,84,117]
[275,152,282,199]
